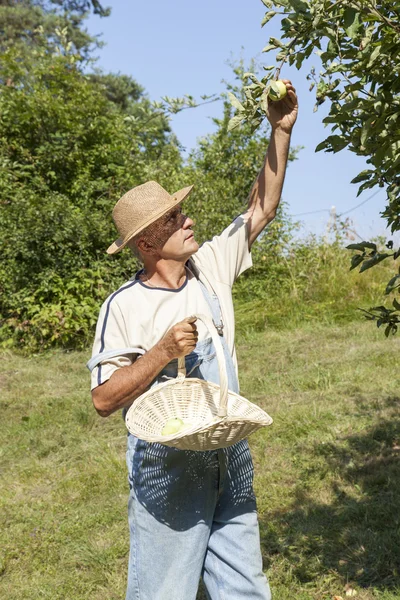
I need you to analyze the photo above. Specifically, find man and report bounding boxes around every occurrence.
[89,80,298,599]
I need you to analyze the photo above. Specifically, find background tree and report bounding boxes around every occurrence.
[0,28,183,349]
[180,63,298,256]
[0,13,282,351]
[228,0,400,336]
[0,0,109,57]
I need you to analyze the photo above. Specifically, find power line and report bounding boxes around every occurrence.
[290,189,382,218]
[337,189,381,216]
[292,208,331,217]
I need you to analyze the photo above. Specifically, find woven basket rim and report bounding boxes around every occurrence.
[124,312,273,450]
[130,375,222,409]
[125,376,273,443]
[130,375,272,413]
[131,413,274,443]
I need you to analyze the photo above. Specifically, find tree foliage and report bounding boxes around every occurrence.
[0,21,291,351]
[87,72,144,110]
[0,0,108,57]
[228,0,400,335]
[180,63,298,254]
[39,0,110,17]
[0,33,184,349]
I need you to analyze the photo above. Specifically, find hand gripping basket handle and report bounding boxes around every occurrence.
[178,313,229,418]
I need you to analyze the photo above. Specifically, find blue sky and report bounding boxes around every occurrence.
[86,0,397,242]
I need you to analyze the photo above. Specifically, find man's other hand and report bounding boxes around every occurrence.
[160,316,198,360]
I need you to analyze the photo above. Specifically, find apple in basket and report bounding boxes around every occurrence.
[161,417,189,436]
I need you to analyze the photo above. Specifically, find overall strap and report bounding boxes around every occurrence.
[187,260,239,394]
[187,259,224,336]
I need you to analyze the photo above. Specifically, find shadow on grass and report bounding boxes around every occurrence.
[260,396,400,590]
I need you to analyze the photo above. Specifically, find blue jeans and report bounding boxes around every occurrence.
[125,335,271,599]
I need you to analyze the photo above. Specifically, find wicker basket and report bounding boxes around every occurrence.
[125,314,272,451]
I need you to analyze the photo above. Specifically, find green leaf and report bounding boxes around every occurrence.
[295,52,305,69]
[346,243,366,251]
[269,37,285,49]
[343,7,361,39]
[366,46,380,69]
[227,115,244,131]
[244,73,264,86]
[360,117,376,147]
[261,91,269,116]
[351,170,373,184]
[358,308,376,321]
[276,50,287,62]
[350,254,364,270]
[261,11,277,27]
[385,275,400,294]
[315,140,328,152]
[359,253,390,273]
[325,135,348,153]
[393,298,400,311]
[227,92,245,112]
[372,306,389,312]
[262,44,277,53]
[362,242,377,250]
[290,0,309,13]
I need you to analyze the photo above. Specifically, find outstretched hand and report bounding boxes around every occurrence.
[266,79,298,134]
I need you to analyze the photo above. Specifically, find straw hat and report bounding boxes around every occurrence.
[107,181,194,254]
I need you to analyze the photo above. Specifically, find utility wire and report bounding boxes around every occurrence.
[337,189,381,216]
[291,189,382,218]
[292,208,331,217]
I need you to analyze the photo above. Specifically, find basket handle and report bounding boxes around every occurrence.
[177,313,229,418]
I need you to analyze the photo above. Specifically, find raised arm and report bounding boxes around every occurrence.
[243,80,298,249]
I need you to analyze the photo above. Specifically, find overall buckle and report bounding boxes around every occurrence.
[215,323,224,336]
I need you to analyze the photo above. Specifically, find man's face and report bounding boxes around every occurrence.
[139,205,199,260]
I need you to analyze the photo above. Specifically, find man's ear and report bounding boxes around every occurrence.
[136,237,157,256]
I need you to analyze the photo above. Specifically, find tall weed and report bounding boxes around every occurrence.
[234,234,396,333]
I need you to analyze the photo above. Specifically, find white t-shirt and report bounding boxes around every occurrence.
[90,214,253,391]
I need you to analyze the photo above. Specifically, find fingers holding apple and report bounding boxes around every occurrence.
[268,79,296,103]
[268,80,288,101]
[280,80,297,107]
[263,78,298,131]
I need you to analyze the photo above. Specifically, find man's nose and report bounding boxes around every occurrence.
[182,215,194,228]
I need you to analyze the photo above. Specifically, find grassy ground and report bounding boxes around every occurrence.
[1,319,399,599]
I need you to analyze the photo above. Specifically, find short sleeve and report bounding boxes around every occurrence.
[90,297,138,391]
[193,214,253,287]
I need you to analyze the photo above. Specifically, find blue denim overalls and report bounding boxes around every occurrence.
[124,278,271,600]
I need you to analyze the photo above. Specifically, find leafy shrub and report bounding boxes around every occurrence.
[0,41,179,350]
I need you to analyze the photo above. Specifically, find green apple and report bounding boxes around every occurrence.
[161,417,185,436]
[268,80,287,102]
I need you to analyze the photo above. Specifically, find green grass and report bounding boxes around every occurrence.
[1,320,399,599]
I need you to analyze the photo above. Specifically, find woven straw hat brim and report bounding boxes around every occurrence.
[107,184,194,255]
